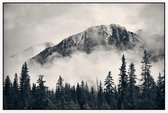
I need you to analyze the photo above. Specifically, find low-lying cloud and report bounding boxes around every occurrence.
[4,3,165,90]
[5,46,163,90]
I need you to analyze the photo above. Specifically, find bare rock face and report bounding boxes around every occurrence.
[29,24,144,65]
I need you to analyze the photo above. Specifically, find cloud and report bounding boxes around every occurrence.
[138,4,164,35]
[4,3,164,89]
[4,4,146,57]
[23,47,163,90]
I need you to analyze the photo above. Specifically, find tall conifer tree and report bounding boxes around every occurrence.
[156,73,165,109]
[55,75,65,109]
[19,62,31,109]
[118,55,128,109]
[104,71,116,108]
[140,50,156,109]
[13,73,19,108]
[128,63,137,109]
[4,76,12,109]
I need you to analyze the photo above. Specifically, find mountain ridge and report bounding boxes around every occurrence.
[29,24,144,65]
[11,42,54,62]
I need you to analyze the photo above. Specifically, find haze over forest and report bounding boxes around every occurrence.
[4,4,164,89]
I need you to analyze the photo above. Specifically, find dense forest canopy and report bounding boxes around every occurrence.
[3,50,165,110]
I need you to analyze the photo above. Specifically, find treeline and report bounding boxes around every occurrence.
[3,50,165,110]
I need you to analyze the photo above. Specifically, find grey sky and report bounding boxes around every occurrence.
[4,3,164,57]
[4,3,165,88]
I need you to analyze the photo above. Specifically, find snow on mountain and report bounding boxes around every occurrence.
[7,24,164,89]
[29,24,144,65]
[10,42,54,63]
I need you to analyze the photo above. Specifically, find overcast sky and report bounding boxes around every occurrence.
[4,3,164,57]
[3,3,165,88]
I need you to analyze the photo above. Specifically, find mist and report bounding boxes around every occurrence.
[4,3,164,90]
[4,45,163,91]
[4,4,164,58]
[39,51,164,90]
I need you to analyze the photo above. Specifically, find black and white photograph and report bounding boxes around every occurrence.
[3,2,165,110]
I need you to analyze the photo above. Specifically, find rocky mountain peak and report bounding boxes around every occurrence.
[29,24,144,64]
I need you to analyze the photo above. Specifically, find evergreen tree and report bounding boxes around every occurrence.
[36,75,52,109]
[113,85,118,109]
[85,82,89,100]
[156,73,165,109]
[36,75,55,109]
[68,85,80,109]
[97,81,109,109]
[118,55,128,109]
[84,82,90,109]
[104,71,116,109]
[76,82,81,108]
[88,86,97,109]
[31,83,37,109]
[46,89,57,109]
[4,76,12,109]
[64,83,71,109]
[55,75,65,109]
[97,81,103,109]
[3,51,165,110]
[127,63,137,109]
[49,89,55,104]
[79,81,87,109]
[12,73,19,109]
[19,62,31,109]
[70,85,76,102]
[140,50,156,109]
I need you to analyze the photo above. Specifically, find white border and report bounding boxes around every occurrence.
[0,0,167,113]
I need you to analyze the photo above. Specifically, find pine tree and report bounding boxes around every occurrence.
[68,85,80,109]
[55,75,65,109]
[80,81,87,109]
[36,75,50,109]
[85,82,89,100]
[156,73,165,109]
[64,83,71,109]
[113,85,118,109]
[70,85,76,102]
[84,82,90,109]
[97,81,109,109]
[140,50,156,109]
[88,86,97,109]
[12,73,19,109]
[76,82,81,108]
[31,83,37,109]
[4,76,12,109]
[19,62,31,109]
[46,89,57,109]
[118,55,128,109]
[104,71,116,109]
[49,89,55,104]
[127,63,137,109]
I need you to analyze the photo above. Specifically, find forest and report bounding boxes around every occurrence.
[3,50,165,110]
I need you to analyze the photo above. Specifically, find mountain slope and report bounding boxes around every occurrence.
[29,24,144,64]
[11,42,54,62]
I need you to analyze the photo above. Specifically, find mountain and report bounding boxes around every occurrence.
[29,24,144,65]
[11,42,54,62]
